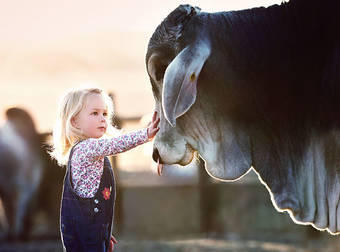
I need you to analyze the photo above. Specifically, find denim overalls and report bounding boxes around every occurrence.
[60,140,116,252]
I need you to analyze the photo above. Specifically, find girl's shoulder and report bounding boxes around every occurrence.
[73,138,90,150]
[72,138,100,155]
[70,139,93,164]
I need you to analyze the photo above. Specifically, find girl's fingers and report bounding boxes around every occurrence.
[152,111,157,121]
[147,112,160,138]
[154,118,160,127]
[150,127,160,137]
[150,118,160,129]
[111,236,118,244]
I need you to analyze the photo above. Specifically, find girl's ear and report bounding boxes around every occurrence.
[162,39,210,127]
[71,117,79,129]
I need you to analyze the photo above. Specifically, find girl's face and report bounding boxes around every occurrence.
[71,93,108,139]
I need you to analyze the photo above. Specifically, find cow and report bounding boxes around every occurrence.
[145,0,340,235]
[0,108,43,240]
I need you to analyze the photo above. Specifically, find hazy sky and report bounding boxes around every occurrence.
[1,0,282,45]
[0,0,283,132]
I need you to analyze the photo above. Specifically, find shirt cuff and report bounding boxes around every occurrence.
[141,127,150,142]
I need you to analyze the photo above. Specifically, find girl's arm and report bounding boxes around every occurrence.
[75,128,149,158]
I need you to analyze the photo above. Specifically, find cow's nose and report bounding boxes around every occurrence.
[152,147,163,164]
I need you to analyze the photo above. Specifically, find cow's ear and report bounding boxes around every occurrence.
[162,40,210,126]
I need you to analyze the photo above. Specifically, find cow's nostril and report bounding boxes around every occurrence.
[152,147,163,163]
[152,147,159,162]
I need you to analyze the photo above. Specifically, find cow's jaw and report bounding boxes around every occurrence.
[182,108,253,181]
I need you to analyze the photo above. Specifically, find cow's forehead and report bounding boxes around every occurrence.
[146,5,204,60]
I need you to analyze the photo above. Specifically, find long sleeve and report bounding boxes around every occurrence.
[70,128,149,198]
[75,128,149,159]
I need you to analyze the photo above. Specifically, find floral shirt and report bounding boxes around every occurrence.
[70,128,149,198]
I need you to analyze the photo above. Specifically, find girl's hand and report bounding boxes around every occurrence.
[147,111,160,140]
[108,235,118,252]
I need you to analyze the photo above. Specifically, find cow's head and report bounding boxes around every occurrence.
[146,4,340,235]
[146,5,252,180]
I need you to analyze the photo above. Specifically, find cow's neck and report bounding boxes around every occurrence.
[211,0,330,78]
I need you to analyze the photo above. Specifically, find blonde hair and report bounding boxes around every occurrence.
[48,86,122,166]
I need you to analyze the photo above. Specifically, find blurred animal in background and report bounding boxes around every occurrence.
[0,107,66,241]
[146,0,340,234]
[0,107,43,240]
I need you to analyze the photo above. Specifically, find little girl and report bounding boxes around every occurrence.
[49,87,160,252]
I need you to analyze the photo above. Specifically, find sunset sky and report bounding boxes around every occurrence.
[0,0,281,133]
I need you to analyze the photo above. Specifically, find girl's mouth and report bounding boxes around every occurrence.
[98,127,106,131]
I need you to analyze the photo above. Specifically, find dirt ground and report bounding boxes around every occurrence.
[0,236,339,252]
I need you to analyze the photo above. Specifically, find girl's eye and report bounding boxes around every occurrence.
[92,112,98,115]
[103,113,108,117]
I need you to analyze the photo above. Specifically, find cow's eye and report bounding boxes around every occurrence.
[148,53,171,83]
